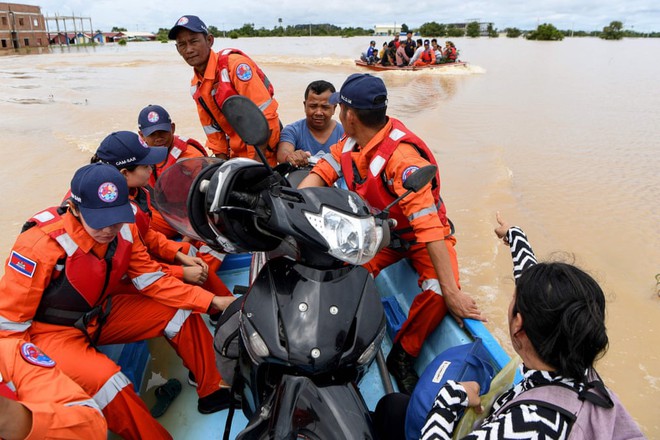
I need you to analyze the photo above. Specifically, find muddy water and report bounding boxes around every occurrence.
[1,36,658,436]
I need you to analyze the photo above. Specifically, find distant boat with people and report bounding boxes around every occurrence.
[354,59,468,71]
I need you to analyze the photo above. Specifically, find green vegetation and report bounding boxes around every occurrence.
[526,23,564,40]
[400,23,409,33]
[446,25,465,37]
[466,21,480,37]
[111,26,127,32]
[487,23,499,38]
[419,22,447,37]
[117,38,127,46]
[505,27,522,38]
[600,20,624,40]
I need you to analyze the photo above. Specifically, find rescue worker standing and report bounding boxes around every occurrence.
[299,74,485,395]
[0,338,107,439]
[169,15,281,166]
[0,163,236,439]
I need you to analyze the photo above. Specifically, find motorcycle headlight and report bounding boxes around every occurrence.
[304,206,383,265]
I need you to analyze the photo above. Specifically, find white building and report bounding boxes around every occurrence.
[373,24,401,36]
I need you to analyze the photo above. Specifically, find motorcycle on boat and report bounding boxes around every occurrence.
[153,96,437,439]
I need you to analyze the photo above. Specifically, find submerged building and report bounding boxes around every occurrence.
[0,2,48,52]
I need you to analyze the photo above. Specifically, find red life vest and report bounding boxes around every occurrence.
[28,207,133,327]
[150,135,207,187]
[340,118,448,242]
[421,49,433,63]
[447,47,457,61]
[0,381,17,400]
[212,48,275,113]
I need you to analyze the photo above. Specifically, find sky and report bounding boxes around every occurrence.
[31,0,660,33]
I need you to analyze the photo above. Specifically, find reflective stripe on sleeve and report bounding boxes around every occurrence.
[164,309,192,339]
[407,205,438,222]
[0,314,32,332]
[258,98,273,112]
[203,124,222,135]
[93,371,131,410]
[198,245,225,261]
[131,271,165,290]
[65,398,104,416]
[323,155,342,176]
[421,278,442,295]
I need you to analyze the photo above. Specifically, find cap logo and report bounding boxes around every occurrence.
[177,16,189,25]
[147,111,160,123]
[340,94,352,105]
[138,136,149,148]
[236,63,253,81]
[98,182,119,203]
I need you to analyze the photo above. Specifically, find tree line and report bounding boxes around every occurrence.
[152,20,656,42]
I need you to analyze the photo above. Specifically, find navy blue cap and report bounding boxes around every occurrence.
[138,105,173,137]
[328,73,388,110]
[168,15,208,39]
[96,131,167,168]
[70,163,134,229]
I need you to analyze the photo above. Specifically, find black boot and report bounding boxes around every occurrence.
[386,343,419,395]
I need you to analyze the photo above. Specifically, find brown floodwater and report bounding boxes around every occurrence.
[1,36,658,436]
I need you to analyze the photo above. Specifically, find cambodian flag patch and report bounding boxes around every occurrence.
[236,63,253,81]
[20,342,56,368]
[8,251,36,278]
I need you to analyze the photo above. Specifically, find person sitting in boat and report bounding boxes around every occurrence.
[299,73,485,395]
[90,130,233,302]
[361,40,378,64]
[0,338,107,439]
[379,41,388,60]
[0,162,237,439]
[431,39,443,64]
[136,105,208,238]
[396,40,410,67]
[412,39,436,67]
[277,80,344,167]
[373,213,645,440]
[380,41,397,66]
[438,41,458,64]
[408,38,425,66]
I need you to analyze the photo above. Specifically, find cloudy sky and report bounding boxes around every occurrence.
[35,0,659,33]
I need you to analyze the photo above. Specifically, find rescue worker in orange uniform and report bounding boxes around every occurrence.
[169,15,281,166]
[299,74,485,395]
[412,39,436,67]
[93,129,231,329]
[136,104,209,238]
[0,163,237,439]
[0,338,107,440]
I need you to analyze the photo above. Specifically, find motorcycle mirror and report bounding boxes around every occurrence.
[377,165,437,219]
[402,165,437,192]
[221,95,270,147]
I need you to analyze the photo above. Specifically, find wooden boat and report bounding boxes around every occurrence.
[105,253,512,438]
[355,59,468,71]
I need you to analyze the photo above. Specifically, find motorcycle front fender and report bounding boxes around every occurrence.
[237,375,377,440]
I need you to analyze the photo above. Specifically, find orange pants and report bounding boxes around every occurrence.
[28,293,221,440]
[364,237,459,357]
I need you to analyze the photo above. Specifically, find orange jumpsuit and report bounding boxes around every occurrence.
[0,211,223,440]
[191,49,280,165]
[310,119,459,357]
[149,134,207,239]
[0,338,107,439]
[130,188,231,298]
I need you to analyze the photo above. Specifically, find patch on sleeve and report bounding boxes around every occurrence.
[235,63,253,81]
[20,342,56,368]
[8,251,37,278]
[402,165,419,183]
